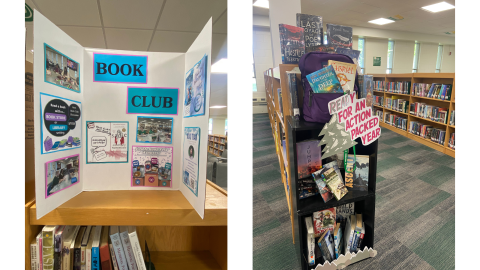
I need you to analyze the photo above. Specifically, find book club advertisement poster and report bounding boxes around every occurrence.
[40,93,82,154]
[131,146,173,188]
[45,154,80,198]
[184,54,207,118]
[182,127,201,196]
[86,121,129,164]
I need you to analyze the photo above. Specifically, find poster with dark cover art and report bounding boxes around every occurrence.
[326,24,353,49]
[279,24,305,64]
[296,13,323,48]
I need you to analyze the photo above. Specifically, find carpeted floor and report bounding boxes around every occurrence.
[252,113,455,270]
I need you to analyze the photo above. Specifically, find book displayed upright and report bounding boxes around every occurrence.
[119,226,138,270]
[81,226,93,270]
[62,225,81,270]
[328,60,356,95]
[30,238,37,270]
[362,75,374,107]
[108,234,120,270]
[296,140,322,179]
[296,13,323,48]
[306,45,336,53]
[326,24,353,49]
[91,226,103,270]
[42,225,56,270]
[36,231,43,270]
[100,226,113,270]
[128,226,147,270]
[305,216,316,266]
[279,24,306,64]
[306,65,344,93]
[344,215,356,253]
[313,208,336,237]
[53,225,68,270]
[287,72,300,121]
[345,154,369,194]
[86,227,95,270]
[74,227,87,270]
[110,226,129,270]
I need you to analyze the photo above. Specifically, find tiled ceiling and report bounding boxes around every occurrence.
[253,0,455,37]
[25,0,228,117]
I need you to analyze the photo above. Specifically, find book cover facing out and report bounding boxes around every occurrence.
[296,13,323,48]
[306,45,336,54]
[326,24,353,49]
[346,154,369,194]
[335,48,360,62]
[313,208,336,237]
[279,24,305,64]
[328,60,356,94]
[306,65,344,93]
[362,75,374,108]
[296,140,322,179]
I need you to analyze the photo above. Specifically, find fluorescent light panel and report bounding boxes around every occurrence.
[210,105,227,109]
[421,2,455,13]
[368,18,395,25]
[211,58,227,73]
[253,0,269,9]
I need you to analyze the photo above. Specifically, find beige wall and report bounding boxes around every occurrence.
[253,27,274,98]
[212,117,226,135]
[441,45,455,73]
[418,43,438,73]
[392,40,415,73]
[364,38,388,74]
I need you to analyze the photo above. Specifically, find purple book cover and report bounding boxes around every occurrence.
[296,140,322,179]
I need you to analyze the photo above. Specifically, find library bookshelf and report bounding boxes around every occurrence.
[25,180,227,270]
[208,134,227,157]
[370,73,455,158]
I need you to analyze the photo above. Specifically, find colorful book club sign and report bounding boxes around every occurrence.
[328,93,381,145]
[126,87,179,115]
[93,53,148,84]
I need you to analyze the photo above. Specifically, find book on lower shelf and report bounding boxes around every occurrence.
[373,80,384,91]
[448,133,455,150]
[410,102,448,124]
[413,83,452,100]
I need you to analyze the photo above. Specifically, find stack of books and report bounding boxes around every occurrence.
[430,128,446,145]
[385,81,411,94]
[408,121,433,139]
[410,103,448,124]
[384,112,407,130]
[373,95,384,107]
[31,225,146,270]
[413,83,452,100]
[373,80,384,91]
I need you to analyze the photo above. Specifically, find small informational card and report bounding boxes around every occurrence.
[86,121,129,163]
[45,154,80,198]
[40,93,82,154]
[184,55,207,118]
[136,116,173,144]
[182,127,200,196]
[131,146,173,188]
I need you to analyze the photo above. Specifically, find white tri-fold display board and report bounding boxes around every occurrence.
[33,10,212,219]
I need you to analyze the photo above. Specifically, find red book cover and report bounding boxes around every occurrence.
[100,244,112,270]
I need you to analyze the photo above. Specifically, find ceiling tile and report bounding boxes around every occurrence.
[157,0,227,32]
[99,0,165,29]
[104,28,152,51]
[149,31,198,52]
[213,11,227,34]
[34,0,102,27]
[345,4,380,14]
[59,26,106,49]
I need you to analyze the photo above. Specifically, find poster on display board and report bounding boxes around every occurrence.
[131,146,173,188]
[40,93,82,154]
[183,54,207,118]
[44,43,80,92]
[182,127,200,196]
[136,116,173,144]
[86,121,129,164]
[45,154,80,198]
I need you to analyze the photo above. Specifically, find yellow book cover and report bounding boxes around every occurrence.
[328,60,357,94]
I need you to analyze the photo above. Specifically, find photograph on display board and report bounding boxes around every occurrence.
[40,93,82,154]
[44,43,80,92]
[182,127,200,196]
[45,154,80,198]
[184,54,208,118]
[131,146,173,188]
[86,121,129,164]
[136,116,173,144]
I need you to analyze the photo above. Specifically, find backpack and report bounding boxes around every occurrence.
[299,51,360,123]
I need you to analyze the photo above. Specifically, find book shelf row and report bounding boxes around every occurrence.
[208,134,227,157]
[370,73,455,157]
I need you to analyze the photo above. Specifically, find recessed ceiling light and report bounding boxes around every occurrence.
[368,18,395,25]
[211,58,227,73]
[421,2,455,13]
[253,0,269,9]
[210,105,227,109]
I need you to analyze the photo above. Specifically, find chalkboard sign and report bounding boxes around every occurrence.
[326,24,353,49]
[296,13,323,48]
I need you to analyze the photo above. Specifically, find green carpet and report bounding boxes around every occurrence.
[252,113,455,270]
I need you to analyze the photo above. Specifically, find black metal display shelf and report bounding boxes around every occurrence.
[287,116,378,270]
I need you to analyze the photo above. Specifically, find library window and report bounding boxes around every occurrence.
[209,118,213,134]
[436,44,444,73]
[386,40,394,74]
[412,42,420,73]
[324,33,328,44]
[252,48,257,92]
[358,38,365,74]
[225,119,228,135]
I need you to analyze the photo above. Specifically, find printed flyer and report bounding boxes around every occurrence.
[86,121,129,163]
[136,116,173,144]
[45,154,80,198]
[184,54,207,118]
[131,146,173,187]
[40,93,82,154]
[182,127,200,196]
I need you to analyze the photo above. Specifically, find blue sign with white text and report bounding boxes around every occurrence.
[93,53,148,84]
[127,87,179,115]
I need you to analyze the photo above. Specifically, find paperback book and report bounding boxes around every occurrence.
[279,24,306,64]
[326,24,353,49]
[306,45,336,54]
[313,207,336,237]
[328,60,356,95]
[312,174,333,203]
[335,48,360,63]
[296,140,322,179]
[345,154,369,194]
[336,203,355,227]
[317,166,348,200]
[306,65,344,93]
[361,75,374,107]
[287,72,300,120]
[296,13,323,48]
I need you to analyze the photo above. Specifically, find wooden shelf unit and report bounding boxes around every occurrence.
[208,134,227,157]
[371,73,455,157]
[25,180,227,270]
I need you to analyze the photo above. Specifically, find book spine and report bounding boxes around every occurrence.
[81,246,86,270]
[86,248,91,270]
[31,244,37,270]
[129,232,147,270]
[43,232,55,270]
[110,234,129,270]
[54,250,61,270]
[74,248,82,270]
[109,244,119,270]
[356,232,365,251]
[120,231,138,270]
[62,247,71,270]
[92,247,100,270]
[100,245,112,270]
